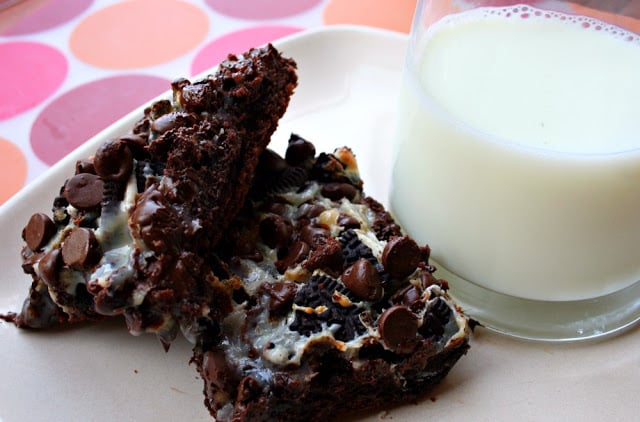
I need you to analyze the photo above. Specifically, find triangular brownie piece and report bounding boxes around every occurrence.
[4,45,297,349]
[193,136,470,421]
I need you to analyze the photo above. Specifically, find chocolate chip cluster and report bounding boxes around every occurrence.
[11,45,299,350]
[194,136,470,422]
[218,135,456,357]
[291,225,448,353]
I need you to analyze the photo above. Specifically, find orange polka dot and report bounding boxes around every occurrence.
[323,0,418,33]
[570,2,640,35]
[0,137,27,205]
[70,0,209,69]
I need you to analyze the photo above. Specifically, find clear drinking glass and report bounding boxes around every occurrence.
[390,0,640,341]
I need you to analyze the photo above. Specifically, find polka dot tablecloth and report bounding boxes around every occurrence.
[2,0,634,207]
[0,0,417,206]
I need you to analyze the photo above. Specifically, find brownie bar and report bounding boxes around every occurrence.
[5,45,297,349]
[2,43,471,421]
[193,135,470,421]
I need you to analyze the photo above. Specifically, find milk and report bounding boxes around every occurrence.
[390,6,640,301]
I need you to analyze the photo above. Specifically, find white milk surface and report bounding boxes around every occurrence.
[390,6,640,301]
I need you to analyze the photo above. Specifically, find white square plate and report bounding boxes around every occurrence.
[0,26,637,422]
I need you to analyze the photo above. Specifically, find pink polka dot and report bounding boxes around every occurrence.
[31,75,170,166]
[70,0,208,69]
[191,25,303,75]
[0,0,93,36]
[0,42,67,120]
[0,136,27,205]
[205,0,321,19]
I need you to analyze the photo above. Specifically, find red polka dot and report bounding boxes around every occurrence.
[70,0,208,69]
[191,25,303,75]
[205,0,321,19]
[0,136,27,205]
[31,75,170,166]
[0,0,93,36]
[0,41,67,120]
[324,0,418,33]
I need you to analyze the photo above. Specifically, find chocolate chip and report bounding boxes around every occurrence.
[75,158,95,175]
[118,133,148,158]
[61,227,100,269]
[23,213,57,251]
[321,182,358,201]
[260,214,293,249]
[420,270,440,289]
[378,305,418,353]
[263,201,288,216]
[285,134,315,166]
[381,236,421,278]
[130,187,181,255]
[38,248,61,288]
[94,139,134,182]
[260,281,298,314]
[393,285,425,312]
[276,240,310,272]
[296,203,325,220]
[64,173,104,210]
[150,111,194,134]
[175,81,213,113]
[341,258,383,301]
[337,213,361,229]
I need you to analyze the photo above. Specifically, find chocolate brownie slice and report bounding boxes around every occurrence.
[193,135,470,421]
[5,45,297,349]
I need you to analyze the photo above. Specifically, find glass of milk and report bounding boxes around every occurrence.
[390,0,640,340]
